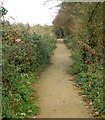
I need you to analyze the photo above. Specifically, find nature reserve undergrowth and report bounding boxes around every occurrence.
[2,21,57,118]
[52,2,104,118]
[64,35,104,118]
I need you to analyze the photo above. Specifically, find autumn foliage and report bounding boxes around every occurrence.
[2,20,57,118]
[53,2,104,118]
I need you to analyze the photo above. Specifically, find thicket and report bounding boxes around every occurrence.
[30,24,53,37]
[53,2,104,118]
[2,19,57,118]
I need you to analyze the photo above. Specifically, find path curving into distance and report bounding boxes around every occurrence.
[36,39,91,118]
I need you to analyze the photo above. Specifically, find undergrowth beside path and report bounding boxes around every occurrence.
[52,2,104,118]
[64,37,104,118]
[2,21,57,118]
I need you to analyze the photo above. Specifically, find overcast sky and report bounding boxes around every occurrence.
[2,0,62,26]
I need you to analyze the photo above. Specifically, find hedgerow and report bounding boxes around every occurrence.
[53,2,104,118]
[2,21,57,118]
[64,34,104,118]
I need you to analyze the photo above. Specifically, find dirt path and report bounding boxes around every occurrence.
[36,39,91,118]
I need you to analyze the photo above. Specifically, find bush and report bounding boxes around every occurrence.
[64,35,104,118]
[2,21,57,118]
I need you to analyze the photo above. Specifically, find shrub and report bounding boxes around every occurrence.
[64,35,104,117]
[2,21,57,118]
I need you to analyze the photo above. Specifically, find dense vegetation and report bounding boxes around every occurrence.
[30,24,53,36]
[53,2,104,118]
[1,2,105,118]
[2,15,57,118]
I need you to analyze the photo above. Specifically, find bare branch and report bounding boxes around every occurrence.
[49,4,61,9]
[43,0,62,5]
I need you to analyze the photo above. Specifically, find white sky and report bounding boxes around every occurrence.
[2,0,62,26]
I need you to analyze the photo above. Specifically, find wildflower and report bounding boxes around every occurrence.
[89,102,93,105]
[21,41,24,43]
[21,113,26,116]
[33,116,36,118]
[24,74,28,77]
[16,39,21,42]
[27,82,31,84]
[16,67,21,71]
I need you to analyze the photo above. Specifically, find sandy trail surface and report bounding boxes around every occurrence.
[36,39,91,118]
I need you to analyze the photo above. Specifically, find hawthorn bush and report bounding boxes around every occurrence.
[2,21,57,118]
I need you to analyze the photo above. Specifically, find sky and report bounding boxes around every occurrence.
[2,0,62,26]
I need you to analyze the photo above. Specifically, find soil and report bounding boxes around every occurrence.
[35,39,91,118]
